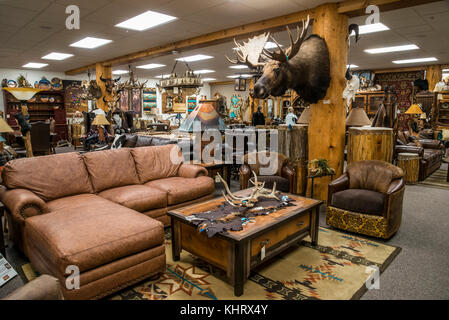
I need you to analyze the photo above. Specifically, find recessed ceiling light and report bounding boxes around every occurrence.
[365,44,419,54]
[22,62,48,69]
[42,52,74,60]
[202,78,216,82]
[227,74,252,79]
[112,70,128,75]
[229,65,248,69]
[194,69,215,74]
[70,37,112,49]
[233,42,281,51]
[155,74,172,79]
[176,54,213,62]
[351,23,389,35]
[347,64,359,68]
[137,63,166,69]
[393,57,438,64]
[442,69,449,72]
[115,10,177,31]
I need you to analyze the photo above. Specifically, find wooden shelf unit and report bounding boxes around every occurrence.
[3,90,68,142]
[350,91,386,117]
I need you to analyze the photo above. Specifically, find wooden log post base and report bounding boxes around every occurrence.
[397,153,420,184]
[347,127,394,164]
[278,124,308,195]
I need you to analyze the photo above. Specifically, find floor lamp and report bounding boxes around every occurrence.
[2,87,42,157]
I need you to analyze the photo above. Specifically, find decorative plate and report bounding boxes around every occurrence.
[40,96,49,103]
[39,78,51,91]
[7,80,17,88]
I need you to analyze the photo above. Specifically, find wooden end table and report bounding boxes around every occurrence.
[199,161,231,186]
[0,202,6,257]
[168,190,322,296]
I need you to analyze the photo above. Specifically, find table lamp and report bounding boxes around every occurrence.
[92,114,110,142]
[0,117,14,155]
[405,104,423,115]
[346,107,372,127]
[297,107,310,124]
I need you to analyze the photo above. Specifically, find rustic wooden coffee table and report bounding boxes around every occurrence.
[168,190,322,296]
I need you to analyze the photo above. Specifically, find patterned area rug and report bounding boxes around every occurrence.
[418,169,449,190]
[21,228,401,300]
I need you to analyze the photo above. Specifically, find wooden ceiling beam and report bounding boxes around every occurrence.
[65,0,441,75]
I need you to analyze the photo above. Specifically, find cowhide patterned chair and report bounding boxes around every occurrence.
[326,160,405,239]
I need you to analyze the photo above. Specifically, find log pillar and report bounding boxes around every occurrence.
[426,64,442,92]
[308,3,348,201]
[96,63,112,112]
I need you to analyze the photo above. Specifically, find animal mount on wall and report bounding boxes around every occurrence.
[227,15,330,104]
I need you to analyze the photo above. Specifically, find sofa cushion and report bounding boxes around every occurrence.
[1,153,93,202]
[99,185,167,212]
[131,145,182,184]
[331,189,385,216]
[145,176,214,205]
[135,135,153,147]
[47,194,112,212]
[25,204,164,274]
[83,149,140,193]
[123,134,138,148]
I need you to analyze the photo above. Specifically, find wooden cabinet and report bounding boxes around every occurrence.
[435,91,449,126]
[350,91,386,116]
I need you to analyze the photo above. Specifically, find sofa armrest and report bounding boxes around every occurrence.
[2,275,64,300]
[419,139,443,150]
[177,164,208,178]
[281,165,297,194]
[327,173,349,204]
[239,164,252,190]
[395,145,424,157]
[0,188,49,221]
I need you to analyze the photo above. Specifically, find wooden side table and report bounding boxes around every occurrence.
[0,202,6,257]
[307,173,335,199]
[397,153,420,184]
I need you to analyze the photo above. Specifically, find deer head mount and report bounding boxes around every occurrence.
[227,15,331,104]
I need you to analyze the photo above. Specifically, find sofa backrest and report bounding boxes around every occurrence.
[83,149,140,193]
[347,160,403,194]
[131,144,182,184]
[1,153,93,202]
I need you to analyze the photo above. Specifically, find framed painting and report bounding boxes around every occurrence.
[131,89,142,116]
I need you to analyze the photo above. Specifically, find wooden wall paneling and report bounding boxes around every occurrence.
[426,64,442,92]
[308,3,348,201]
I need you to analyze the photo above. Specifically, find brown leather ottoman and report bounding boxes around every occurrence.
[24,204,166,300]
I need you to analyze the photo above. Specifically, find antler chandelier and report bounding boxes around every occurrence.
[121,64,148,90]
[157,60,203,97]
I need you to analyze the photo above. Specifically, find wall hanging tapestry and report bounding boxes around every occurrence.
[229,94,243,119]
[143,88,157,114]
[120,90,129,111]
[188,96,197,113]
[131,89,142,116]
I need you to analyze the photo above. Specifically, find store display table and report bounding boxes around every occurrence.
[168,190,322,296]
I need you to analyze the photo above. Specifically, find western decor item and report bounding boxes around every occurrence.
[346,107,371,127]
[0,117,14,155]
[157,61,203,97]
[168,188,322,296]
[179,102,228,133]
[38,77,51,91]
[297,107,310,124]
[143,88,157,114]
[228,15,330,104]
[17,74,32,88]
[131,89,142,116]
[91,113,110,142]
[309,159,335,177]
[327,160,405,239]
[405,103,423,115]
[229,94,243,119]
[51,77,63,91]
[397,153,420,184]
[347,127,394,164]
[187,96,197,113]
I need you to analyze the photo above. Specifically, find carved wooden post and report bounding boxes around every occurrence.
[96,63,112,112]
[426,64,442,92]
[308,3,348,201]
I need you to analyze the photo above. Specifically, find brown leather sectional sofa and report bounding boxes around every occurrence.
[0,145,215,299]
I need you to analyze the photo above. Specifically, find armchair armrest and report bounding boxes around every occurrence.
[395,145,424,157]
[327,173,349,205]
[418,139,443,150]
[177,164,208,178]
[383,178,405,234]
[239,164,252,190]
[2,275,64,300]
[0,188,49,221]
[281,164,297,194]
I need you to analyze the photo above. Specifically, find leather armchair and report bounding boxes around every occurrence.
[326,160,405,239]
[239,152,297,194]
[2,275,64,300]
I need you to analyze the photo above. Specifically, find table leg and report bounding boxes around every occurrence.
[224,165,231,186]
[171,218,181,262]
[233,241,246,297]
[311,206,320,246]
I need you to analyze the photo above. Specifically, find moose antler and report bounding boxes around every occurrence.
[226,33,269,69]
[262,15,311,63]
[217,171,279,208]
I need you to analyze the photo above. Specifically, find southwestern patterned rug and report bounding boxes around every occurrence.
[21,228,401,300]
[418,169,449,190]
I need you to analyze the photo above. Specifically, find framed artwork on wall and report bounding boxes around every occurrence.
[120,90,129,111]
[131,89,142,116]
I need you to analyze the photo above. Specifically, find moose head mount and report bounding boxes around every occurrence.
[227,16,330,104]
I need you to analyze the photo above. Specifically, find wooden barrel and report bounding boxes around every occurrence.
[397,153,420,184]
[278,124,308,195]
[347,127,394,164]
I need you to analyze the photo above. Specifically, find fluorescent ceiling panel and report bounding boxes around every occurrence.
[365,44,419,54]
[351,23,389,35]
[115,10,177,31]
[70,37,112,49]
[42,52,73,60]
[155,74,172,79]
[112,70,128,75]
[202,78,216,82]
[194,70,215,74]
[347,64,359,68]
[137,63,166,69]
[22,62,48,69]
[393,57,438,64]
[230,65,248,69]
[233,41,282,51]
[227,74,252,79]
[176,54,213,62]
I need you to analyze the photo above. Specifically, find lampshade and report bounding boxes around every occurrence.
[0,117,14,133]
[92,114,110,126]
[405,104,423,115]
[346,108,372,127]
[297,107,310,124]
[2,87,42,101]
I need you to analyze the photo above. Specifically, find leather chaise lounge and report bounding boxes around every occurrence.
[0,145,215,299]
